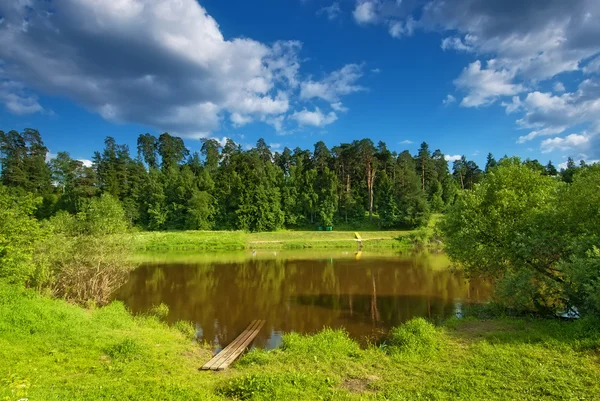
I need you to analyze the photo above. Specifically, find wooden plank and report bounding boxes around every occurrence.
[201,320,260,370]
[214,320,265,371]
[201,320,263,371]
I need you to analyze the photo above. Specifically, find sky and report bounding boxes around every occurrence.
[0,0,599,169]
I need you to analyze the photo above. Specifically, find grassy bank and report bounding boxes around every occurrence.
[3,283,599,400]
[130,229,410,252]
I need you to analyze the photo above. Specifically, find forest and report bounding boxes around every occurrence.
[0,128,582,232]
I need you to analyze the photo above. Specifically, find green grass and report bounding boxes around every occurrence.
[2,282,600,400]
[129,229,411,253]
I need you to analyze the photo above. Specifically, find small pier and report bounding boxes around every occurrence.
[201,320,266,371]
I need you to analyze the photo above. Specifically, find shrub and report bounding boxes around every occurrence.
[388,318,441,356]
[41,194,135,305]
[0,186,46,285]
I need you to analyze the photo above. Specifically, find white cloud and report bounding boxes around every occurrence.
[0,0,365,135]
[270,143,282,150]
[353,2,378,24]
[559,159,599,170]
[442,94,455,106]
[441,36,473,52]
[45,152,57,163]
[78,159,93,168]
[209,136,229,147]
[291,108,338,127]
[348,0,600,156]
[331,102,349,112]
[583,55,600,75]
[371,68,381,74]
[230,113,254,127]
[300,64,365,103]
[553,82,566,93]
[515,80,600,146]
[318,3,342,20]
[454,60,525,107]
[400,140,413,144]
[501,96,522,114]
[388,18,415,38]
[0,80,44,115]
[541,133,591,153]
[445,154,462,162]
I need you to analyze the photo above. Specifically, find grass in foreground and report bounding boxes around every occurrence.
[2,283,599,400]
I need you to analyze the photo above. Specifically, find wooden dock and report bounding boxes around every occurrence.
[201,320,265,371]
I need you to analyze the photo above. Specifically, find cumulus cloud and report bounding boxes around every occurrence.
[540,133,590,153]
[516,79,600,144]
[291,108,338,127]
[454,61,525,107]
[353,2,378,24]
[349,0,600,155]
[0,0,365,136]
[400,140,413,144]
[445,154,462,162]
[300,64,365,103]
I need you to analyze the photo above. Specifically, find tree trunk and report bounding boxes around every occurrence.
[369,167,375,217]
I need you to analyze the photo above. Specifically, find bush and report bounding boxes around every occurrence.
[0,186,46,286]
[388,318,441,356]
[41,194,135,305]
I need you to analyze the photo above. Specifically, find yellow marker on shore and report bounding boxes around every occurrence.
[354,232,362,240]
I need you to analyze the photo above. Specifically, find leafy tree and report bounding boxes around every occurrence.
[442,158,565,312]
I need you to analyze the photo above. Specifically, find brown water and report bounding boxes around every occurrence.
[115,251,491,349]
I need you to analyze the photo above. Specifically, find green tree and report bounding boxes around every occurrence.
[485,153,497,173]
[544,161,558,176]
[137,133,159,168]
[158,133,188,170]
[442,158,564,312]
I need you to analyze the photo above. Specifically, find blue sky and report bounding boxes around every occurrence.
[1,0,599,168]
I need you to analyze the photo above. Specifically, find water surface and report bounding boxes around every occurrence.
[115,250,490,349]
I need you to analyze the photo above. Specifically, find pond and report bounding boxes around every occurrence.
[115,250,491,349]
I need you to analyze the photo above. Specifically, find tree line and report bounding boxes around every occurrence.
[0,128,585,231]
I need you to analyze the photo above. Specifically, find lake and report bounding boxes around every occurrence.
[115,250,491,349]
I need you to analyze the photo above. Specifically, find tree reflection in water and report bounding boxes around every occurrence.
[115,252,491,348]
